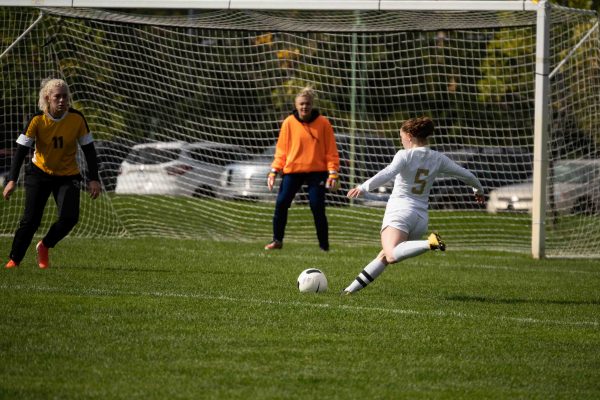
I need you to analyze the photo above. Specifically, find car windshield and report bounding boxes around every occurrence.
[554,162,598,184]
[247,146,275,162]
[188,147,248,166]
[337,136,396,177]
[261,146,276,157]
[126,147,181,165]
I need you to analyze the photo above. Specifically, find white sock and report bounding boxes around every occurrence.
[345,257,387,293]
[391,240,430,262]
[344,241,431,294]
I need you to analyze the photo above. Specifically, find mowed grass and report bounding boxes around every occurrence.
[0,237,599,399]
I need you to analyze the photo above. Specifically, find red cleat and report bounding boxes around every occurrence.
[264,240,283,250]
[36,241,50,269]
[5,259,19,269]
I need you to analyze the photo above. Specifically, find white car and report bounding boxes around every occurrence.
[487,159,600,214]
[218,145,275,201]
[115,141,250,197]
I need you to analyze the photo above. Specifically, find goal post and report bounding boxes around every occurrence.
[531,0,551,259]
[1,1,599,258]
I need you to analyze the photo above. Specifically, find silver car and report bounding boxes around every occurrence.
[218,136,398,204]
[487,159,600,214]
[218,146,276,201]
[115,141,250,197]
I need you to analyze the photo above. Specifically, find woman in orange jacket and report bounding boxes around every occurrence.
[265,87,340,251]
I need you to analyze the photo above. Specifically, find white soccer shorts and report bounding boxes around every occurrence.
[381,203,428,240]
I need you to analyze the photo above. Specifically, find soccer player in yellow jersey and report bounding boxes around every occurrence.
[3,78,101,269]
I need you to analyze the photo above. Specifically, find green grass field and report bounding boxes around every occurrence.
[1,237,599,399]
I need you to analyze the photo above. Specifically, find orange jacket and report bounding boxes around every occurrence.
[271,111,340,174]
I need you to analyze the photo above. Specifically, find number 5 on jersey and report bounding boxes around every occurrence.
[412,168,429,195]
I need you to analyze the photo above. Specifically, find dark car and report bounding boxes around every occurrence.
[429,146,533,210]
[334,134,397,206]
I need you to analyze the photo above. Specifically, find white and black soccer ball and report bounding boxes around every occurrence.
[297,268,328,293]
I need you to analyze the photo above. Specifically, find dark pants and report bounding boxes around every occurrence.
[272,171,329,250]
[9,165,81,263]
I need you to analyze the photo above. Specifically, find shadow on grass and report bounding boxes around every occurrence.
[61,265,253,275]
[61,265,173,273]
[446,294,600,306]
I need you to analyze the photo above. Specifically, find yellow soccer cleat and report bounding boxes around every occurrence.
[428,232,446,251]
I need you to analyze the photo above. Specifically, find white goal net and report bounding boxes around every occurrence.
[1,5,599,257]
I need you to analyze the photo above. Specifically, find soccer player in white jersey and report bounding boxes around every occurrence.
[342,117,485,294]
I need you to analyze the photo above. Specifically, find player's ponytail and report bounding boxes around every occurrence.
[401,116,434,140]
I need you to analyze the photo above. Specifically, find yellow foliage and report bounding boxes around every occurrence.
[255,33,273,46]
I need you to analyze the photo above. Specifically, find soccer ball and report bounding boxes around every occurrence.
[297,268,328,293]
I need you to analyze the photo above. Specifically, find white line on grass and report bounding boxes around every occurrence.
[1,283,598,328]
[399,252,600,274]
[428,263,600,275]
[477,265,600,275]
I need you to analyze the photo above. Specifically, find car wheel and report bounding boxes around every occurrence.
[193,186,214,198]
[326,180,350,207]
[575,196,599,215]
[326,191,349,207]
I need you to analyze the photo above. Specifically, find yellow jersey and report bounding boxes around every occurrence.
[20,109,90,176]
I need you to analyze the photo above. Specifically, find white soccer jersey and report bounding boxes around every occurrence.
[360,147,484,215]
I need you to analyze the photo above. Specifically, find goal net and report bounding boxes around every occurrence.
[1,5,599,257]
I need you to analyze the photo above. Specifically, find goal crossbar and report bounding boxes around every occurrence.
[0,0,541,11]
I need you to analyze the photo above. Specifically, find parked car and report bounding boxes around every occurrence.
[429,146,533,210]
[218,145,275,201]
[1,147,30,188]
[486,159,600,214]
[77,140,130,191]
[0,170,8,188]
[95,140,130,191]
[217,135,397,205]
[115,141,250,197]
[334,134,397,206]
[1,148,13,187]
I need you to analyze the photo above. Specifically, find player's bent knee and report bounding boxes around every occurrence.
[383,252,397,264]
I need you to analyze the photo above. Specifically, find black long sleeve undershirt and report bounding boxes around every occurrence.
[81,142,100,182]
[7,142,100,183]
[8,144,29,183]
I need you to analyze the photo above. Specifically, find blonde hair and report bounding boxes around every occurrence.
[295,86,315,103]
[38,78,70,113]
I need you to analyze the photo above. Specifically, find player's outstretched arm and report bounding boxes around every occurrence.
[347,187,363,198]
